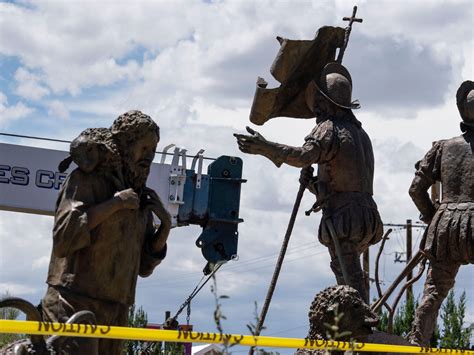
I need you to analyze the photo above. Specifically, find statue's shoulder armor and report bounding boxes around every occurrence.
[438,135,471,161]
[311,119,334,136]
[442,134,468,147]
[306,119,335,148]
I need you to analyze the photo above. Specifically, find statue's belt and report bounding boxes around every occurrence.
[437,201,474,210]
[306,190,376,216]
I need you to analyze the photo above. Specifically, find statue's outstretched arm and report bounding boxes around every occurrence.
[234,126,322,168]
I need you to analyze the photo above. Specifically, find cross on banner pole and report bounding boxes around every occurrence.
[336,5,363,63]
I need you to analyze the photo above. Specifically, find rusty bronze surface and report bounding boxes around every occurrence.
[0,297,97,354]
[41,110,172,354]
[249,26,346,125]
[407,82,474,346]
[236,54,383,303]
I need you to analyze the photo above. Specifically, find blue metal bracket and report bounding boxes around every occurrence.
[178,156,245,272]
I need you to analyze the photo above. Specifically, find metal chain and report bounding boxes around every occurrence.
[171,261,225,324]
[186,302,191,326]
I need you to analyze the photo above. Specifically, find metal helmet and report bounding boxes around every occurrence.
[456,80,474,128]
[316,62,360,110]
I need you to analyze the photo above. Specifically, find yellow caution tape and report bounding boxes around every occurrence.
[0,320,472,354]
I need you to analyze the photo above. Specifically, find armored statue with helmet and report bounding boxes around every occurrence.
[408,81,474,346]
[235,60,383,302]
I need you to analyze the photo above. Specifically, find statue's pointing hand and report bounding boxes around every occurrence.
[234,126,269,156]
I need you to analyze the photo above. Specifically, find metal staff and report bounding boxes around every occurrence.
[337,5,363,63]
[249,177,308,355]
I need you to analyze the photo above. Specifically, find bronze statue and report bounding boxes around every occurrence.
[407,81,474,346]
[235,61,383,302]
[41,110,172,354]
[296,285,411,355]
[305,285,379,341]
[58,127,125,190]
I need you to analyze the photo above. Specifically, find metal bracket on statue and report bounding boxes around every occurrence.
[193,156,246,266]
[160,144,176,164]
[196,221,240,264]
[170,147,187,171]
[191,149,205,189]
[168,147,187,205]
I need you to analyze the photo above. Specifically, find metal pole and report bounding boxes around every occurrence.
[249,182,306,355]
[406,219,413,303]
[363,249,370,303]
[164,311,170,353]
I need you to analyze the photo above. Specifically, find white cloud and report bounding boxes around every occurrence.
[0,91,34,127]
[46,100,70,120]
[47,58,141,96]
[0,282,38,296]
[14,67,49,101]
[1,0,470,125]
[32,256,50,270]
[0,1,197,96]
[0,212,51,300]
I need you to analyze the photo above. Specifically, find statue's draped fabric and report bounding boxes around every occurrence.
[46,169,166,306]
[42,169,166,354]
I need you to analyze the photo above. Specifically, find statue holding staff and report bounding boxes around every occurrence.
[235,8,383,302]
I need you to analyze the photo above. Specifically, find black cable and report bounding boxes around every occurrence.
[0,132,70,143]
[139,242,324,288]
[0,132,216,160]
[140,249,326,289]
[171,262,225,321]
[383,223,427,228]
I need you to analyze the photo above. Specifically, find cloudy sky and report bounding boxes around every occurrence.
[0,0,473,353]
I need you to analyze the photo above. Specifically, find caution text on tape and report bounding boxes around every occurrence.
[0,320,472,354]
